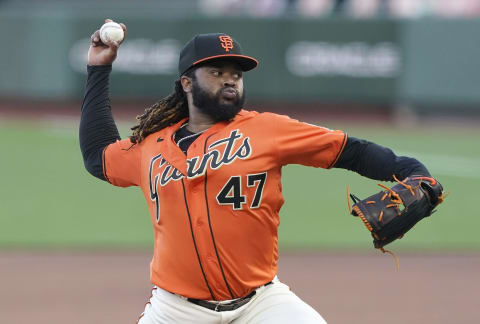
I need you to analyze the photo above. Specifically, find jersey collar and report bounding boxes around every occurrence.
[156,116,235,176]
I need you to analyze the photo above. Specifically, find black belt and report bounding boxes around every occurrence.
[187,281,273,312]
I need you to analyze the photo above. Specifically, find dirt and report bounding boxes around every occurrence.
[1,251,479,324]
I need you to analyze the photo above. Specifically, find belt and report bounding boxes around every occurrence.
[187,281,273,312]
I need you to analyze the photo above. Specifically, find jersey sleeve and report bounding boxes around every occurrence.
[269,113,347,168]
[103,139,142,187]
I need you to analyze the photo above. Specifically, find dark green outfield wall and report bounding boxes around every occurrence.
[1,9,480,108]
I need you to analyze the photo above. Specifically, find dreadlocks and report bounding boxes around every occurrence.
[130,72,193,144]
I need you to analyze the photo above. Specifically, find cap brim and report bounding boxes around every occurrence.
[193,54,258,72]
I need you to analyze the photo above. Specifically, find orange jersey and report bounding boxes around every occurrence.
[103,110,347,300]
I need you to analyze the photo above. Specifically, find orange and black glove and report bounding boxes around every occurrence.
[348,176,445,250]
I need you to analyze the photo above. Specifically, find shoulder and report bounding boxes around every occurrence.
[143,129,169,143]
[141,118,186,144]
[120,127,172,152]
[232,110,315,133]
[235,109,291,123]
[235,109,260,120]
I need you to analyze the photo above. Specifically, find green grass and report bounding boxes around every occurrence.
[280,123,480,251]
[0,121,151,248]
[1,119,478,251]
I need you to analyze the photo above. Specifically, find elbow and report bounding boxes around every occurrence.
[82,149,107,181]
[84,161,106,180]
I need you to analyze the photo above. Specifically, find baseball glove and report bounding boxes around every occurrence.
[348,175,445,252]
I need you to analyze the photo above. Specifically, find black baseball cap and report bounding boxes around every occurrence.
[178,33,258,76]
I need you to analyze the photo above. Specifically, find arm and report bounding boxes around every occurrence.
[79,19,127,180]
[333,136,430,181]
[342,137,445,251]
[79,65,120,180]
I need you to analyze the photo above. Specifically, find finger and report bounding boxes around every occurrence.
[111,41,120,49]
[90,31,97,42]
[91,32,99,47]
[91,30,101,43]
[105,18,112,23]
[116,23,127,45]
[119,23,127,38]
[93,30,110,48]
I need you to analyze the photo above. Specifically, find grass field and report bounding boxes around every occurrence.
[1,117,478,251]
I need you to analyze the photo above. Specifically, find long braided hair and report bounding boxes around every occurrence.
[130,70,194,144]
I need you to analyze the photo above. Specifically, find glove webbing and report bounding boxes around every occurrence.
[347,185,400,271]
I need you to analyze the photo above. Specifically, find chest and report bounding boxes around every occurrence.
[154,129,276,181]
[143,127,282,217]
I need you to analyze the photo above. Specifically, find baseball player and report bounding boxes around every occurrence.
[80,20,439,323]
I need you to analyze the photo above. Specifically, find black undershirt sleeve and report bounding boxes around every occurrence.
[79,65,121,181]
[333,136,431,181]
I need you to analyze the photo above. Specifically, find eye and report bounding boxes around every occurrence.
[234,72,242,79]
[211,70,221,77]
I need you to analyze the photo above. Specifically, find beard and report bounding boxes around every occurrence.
[191,80,246,122]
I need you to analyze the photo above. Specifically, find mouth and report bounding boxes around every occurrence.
[221,88,238,100]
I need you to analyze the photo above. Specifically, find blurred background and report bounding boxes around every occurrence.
[1,1,479,323]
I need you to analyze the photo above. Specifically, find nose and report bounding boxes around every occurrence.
[222,74,237,88]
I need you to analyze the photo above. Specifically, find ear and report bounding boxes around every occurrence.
[180,75,193,93]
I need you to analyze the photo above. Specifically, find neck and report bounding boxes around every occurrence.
[186,105,216,133]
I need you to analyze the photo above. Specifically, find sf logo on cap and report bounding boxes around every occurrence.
[219,35,234,52]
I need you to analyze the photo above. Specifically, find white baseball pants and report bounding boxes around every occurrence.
[137,277,327,324]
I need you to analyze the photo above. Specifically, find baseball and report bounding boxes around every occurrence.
[99,21,124,45]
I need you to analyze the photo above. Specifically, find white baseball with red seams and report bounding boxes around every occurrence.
[99,21,124,44]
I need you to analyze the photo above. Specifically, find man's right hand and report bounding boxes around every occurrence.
[88,19,127,66]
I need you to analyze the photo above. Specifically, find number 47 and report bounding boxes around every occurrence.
[216,172,267,210]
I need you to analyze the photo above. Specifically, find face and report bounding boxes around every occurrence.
[187,61,245,122]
